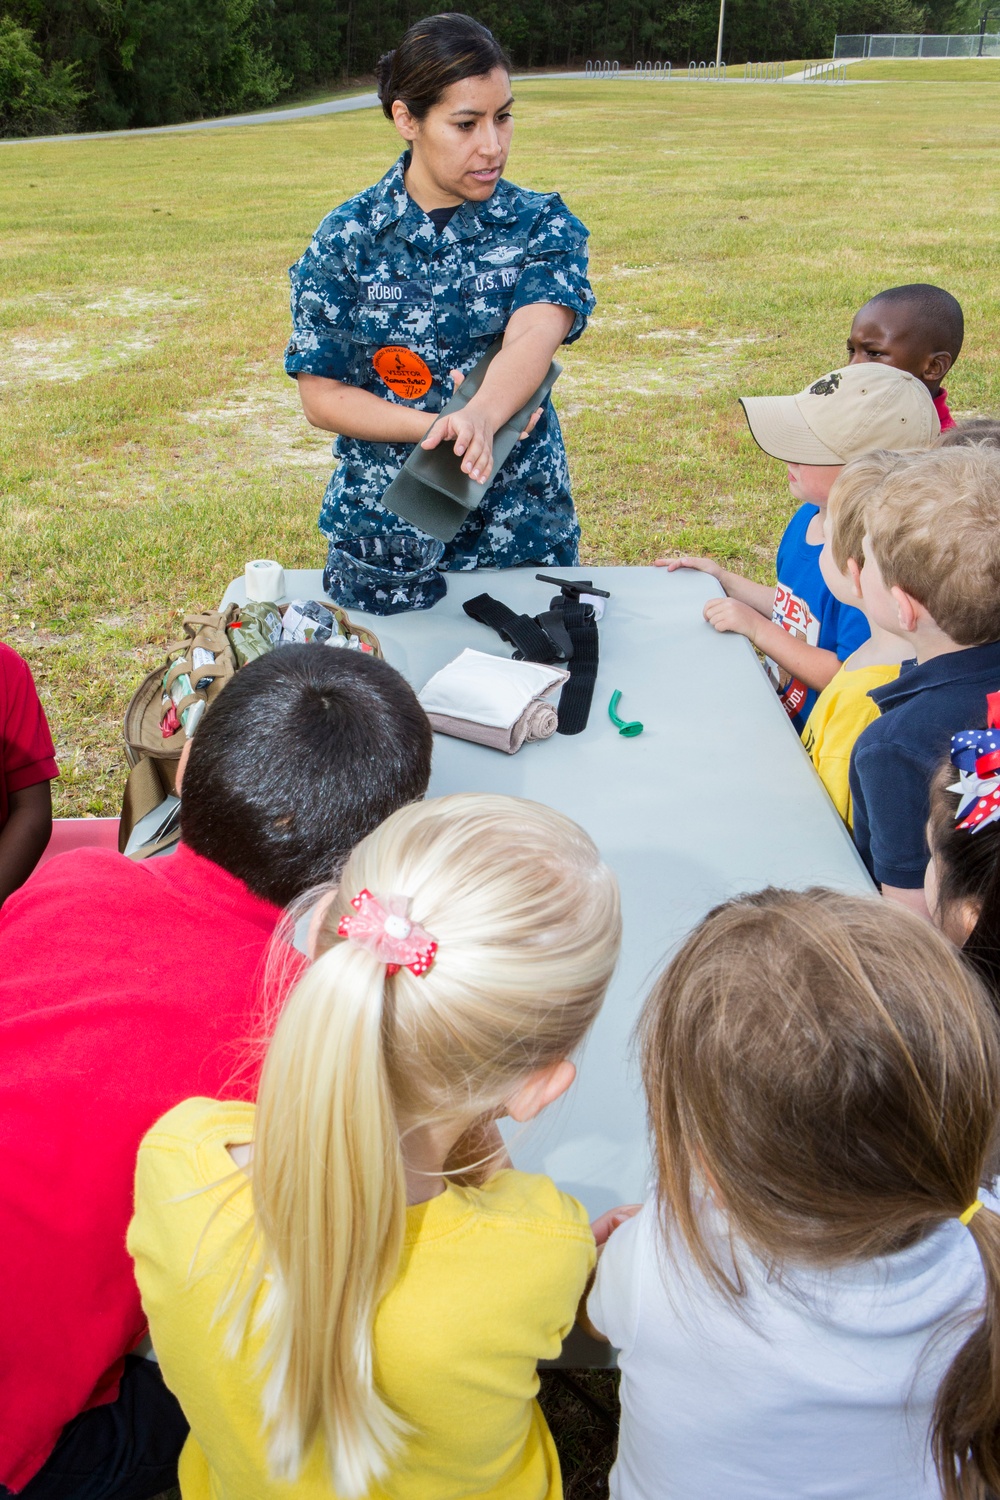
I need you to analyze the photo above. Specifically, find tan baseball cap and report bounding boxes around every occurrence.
[739,363,940,464]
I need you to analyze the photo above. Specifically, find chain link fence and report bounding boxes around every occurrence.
[834,32,1000,57]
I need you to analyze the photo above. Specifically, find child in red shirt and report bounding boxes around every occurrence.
[0,642,57,908]
[847,282,963,431]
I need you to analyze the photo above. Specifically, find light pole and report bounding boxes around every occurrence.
[715,0,726,66]
[979,6,1000,55]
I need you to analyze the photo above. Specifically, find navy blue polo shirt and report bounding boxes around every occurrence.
[849,639,1000,888]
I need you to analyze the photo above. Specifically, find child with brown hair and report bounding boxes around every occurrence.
[801,450,914,826]
[585,888,1000,1500]
[849,445,1000,914]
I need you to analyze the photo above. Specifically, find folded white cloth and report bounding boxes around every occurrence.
[418,649,569,753]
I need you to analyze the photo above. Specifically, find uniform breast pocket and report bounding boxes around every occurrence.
[461,266,521,338]
[353,280,435,352]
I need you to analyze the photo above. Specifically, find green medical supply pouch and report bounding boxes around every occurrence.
[227,601,283,667]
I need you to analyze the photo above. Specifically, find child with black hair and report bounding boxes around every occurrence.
[0,647,433,1500]
[848,282,964,431]
[925,694,1000,1008]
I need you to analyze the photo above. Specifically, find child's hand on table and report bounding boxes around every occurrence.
[591,1204,642,1247]
[654,555,723,578]
[655,554,778,623]
[703,596,765,644]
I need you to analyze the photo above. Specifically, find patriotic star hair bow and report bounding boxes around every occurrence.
[948,691,1000,834]
[337,889,438,976]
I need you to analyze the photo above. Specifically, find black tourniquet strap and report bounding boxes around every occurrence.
[462,594,562,665]
[462,591,600,734]
[552,599,599,736]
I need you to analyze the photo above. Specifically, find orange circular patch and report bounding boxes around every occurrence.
[372,345,433,400]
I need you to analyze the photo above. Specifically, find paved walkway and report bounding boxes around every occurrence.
[0,74,595,146]
[3,66,876,146]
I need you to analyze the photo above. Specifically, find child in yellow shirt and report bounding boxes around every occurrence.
[128,793,621,1500]
[802,451,914,827]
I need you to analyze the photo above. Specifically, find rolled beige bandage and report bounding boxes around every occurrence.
[418,649,569,755]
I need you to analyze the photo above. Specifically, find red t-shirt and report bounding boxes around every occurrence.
[0,843,288,1490]
[0,642,58,827]
[933,387,955,431]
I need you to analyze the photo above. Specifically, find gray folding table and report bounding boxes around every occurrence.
[223,564,873,1210]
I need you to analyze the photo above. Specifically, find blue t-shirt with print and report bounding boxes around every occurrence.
[770,504,870,734]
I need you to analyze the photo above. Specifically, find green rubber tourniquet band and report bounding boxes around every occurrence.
[608,690,643,737]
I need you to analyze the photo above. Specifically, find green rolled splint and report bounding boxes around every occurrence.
[608,690,643,737]
[380,339,562,544]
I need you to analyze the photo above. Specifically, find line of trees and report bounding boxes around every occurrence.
[0,0,985,136]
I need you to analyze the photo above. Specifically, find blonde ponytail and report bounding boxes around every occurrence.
[251,940,408,1492]
[934,1204,1000,1498]
[230,793,621,1493]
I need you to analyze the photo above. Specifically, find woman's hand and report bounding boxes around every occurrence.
[421,369,544,484]
[421,401,496,484]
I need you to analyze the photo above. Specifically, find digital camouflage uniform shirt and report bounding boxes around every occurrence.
[285,153,595,571]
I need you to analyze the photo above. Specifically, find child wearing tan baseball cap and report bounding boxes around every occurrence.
[659,363,939,734]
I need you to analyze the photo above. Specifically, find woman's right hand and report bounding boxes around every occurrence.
[421,401,495,485]
[420,369,541,477]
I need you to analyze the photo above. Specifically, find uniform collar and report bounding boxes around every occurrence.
[870,639,1000,711]
[369,152,521,245]
[369,153,412,236]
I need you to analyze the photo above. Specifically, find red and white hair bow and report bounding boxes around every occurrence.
[337,889,438,977]
[949,692,1000,835]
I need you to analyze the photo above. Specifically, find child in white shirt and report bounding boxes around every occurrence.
[584,887,1000,1500]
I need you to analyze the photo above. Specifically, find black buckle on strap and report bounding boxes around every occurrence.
[463,581,607,735]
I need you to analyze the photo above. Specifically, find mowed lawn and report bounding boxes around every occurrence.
[1,75,999,815]
[844,58,1000,80]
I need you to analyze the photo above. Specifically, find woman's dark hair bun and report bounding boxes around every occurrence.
[375,49,396,104]
[377,12,510,121]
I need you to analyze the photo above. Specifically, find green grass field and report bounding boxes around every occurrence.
[2,76,999,816]
[843,57,1000,80]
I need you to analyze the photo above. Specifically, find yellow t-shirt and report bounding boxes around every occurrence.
[128,1098,595,1500]
[802,658,902,828]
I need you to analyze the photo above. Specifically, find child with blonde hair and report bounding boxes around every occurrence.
[849,445,1000,914]
[801,450,915,826]
[128,792,621,1500]
[586,888,1000,1500]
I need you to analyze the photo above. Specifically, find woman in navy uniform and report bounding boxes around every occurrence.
[285,13,595,571]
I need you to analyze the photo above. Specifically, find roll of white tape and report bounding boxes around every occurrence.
[245,559,285,603]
